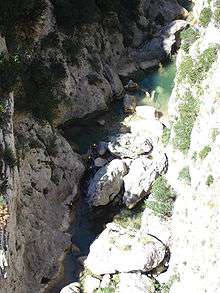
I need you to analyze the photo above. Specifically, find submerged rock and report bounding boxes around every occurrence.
[123,152,168,208]
[85,223,166,275]
[123,94,137,114]
[108,133,153,159]
[94,157,108,168]
[87,159,128,206]
[97,142,108,156]
[118,273,155,293]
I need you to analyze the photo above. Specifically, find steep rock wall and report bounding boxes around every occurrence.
[164,0,220,291]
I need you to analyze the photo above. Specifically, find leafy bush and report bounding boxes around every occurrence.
[206,175,214,186]
[199,145,211,159]
[145,176,176,218]
[113,207,143,230]
[178,45,219,84]
[162,127,171,145]
[173,93,199,154]
[199,7,212,27]
[62,38,81,64]
[178,166,191,184]
[180,26,200,52]
[214,1,220,25]
[211,128,219,142]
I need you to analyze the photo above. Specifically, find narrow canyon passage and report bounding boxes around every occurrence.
[46,59,177,292]
[4,0,220,293]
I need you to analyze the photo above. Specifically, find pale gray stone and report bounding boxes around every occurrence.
[87,159,128,206]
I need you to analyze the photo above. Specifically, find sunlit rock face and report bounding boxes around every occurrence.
[163,0,220,292]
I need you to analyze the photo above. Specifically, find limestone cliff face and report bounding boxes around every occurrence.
[29,0,187,124]
[165,0,220,291]
[0,1,188,292]
[0,95,85,293]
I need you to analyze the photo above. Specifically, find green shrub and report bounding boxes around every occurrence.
[151,176,176,201]
[173,93,199,154]
[199,145,211,159]
[180,26,200,52]
[206,175,214,186]
[113,207,143,230]
[62,38,81,64]
[192,151,197,161]
[145,176,176,218]
[178,45,219,84]
[214,1,220,24]
[198,45,219,75]
[199,7,212,27]
[3,147,17,168]
[178,166,191,184]
[162,127,171,145]
[41,32,59,49]
[211,128,219,142]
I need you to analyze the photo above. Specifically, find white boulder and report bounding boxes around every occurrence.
[85,223,166,275]
[87,159,128,206]
[118,273,155,293]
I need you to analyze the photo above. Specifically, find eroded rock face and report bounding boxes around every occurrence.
[87,159,128,206]
[4,114,85,293]
[85,223,166,275]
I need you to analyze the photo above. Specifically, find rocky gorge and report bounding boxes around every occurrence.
[1,0,220,292]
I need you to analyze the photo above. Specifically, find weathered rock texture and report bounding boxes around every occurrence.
[23,0,187,125]
[85,223,166,275]
[0,100,85,293]
[163,0,220,292]
[0,0,188,292]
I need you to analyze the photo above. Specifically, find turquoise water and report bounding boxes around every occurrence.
[63,60,176,154]
[136,61,176,112]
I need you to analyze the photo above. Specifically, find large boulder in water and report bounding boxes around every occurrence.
[87,159,128,206]
[123,94,137,114]
[85,223,166,275]
[123,151,168,208]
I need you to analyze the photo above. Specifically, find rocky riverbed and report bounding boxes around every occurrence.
[59,67,177,292]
